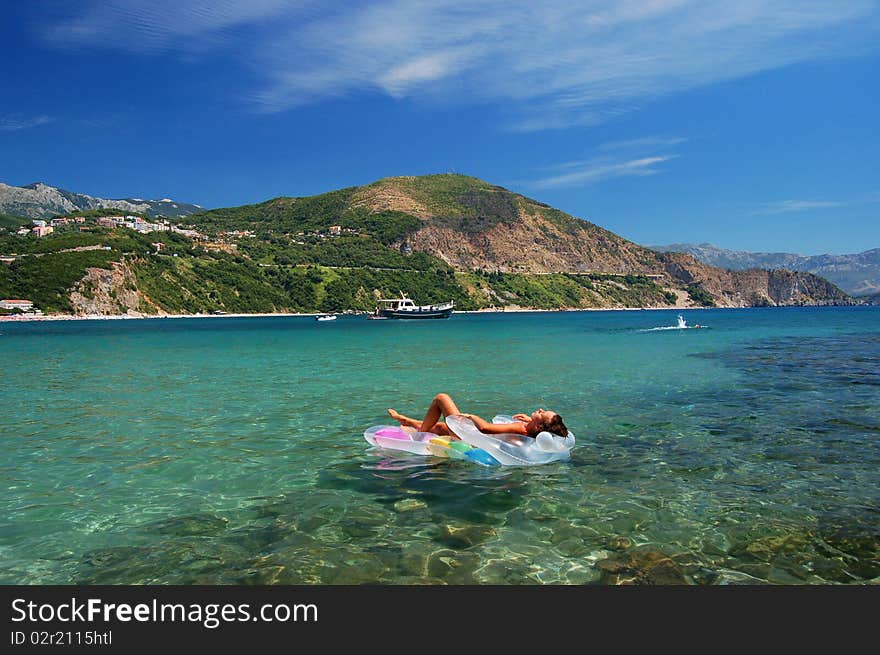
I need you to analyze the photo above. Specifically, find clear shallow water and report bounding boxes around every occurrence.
[1,307,878,584]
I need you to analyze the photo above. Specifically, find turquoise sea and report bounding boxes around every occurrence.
[1,307,878,584]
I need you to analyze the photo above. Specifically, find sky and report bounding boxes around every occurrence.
[2,1,879,255]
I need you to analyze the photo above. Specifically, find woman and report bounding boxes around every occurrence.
[387,393,569,440]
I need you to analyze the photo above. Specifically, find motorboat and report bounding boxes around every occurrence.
[373,292,453,320]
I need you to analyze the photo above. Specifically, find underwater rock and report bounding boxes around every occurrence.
[341,520,381,539]
[607,536,634,551]
[727,561,772,582]
[393,498,428,512]
[246,546,342,584]
[142,513,229,537]
[225,521,293,554]
[322,553,393,584]
[687,566,721,585]
[474,558,536,584]
[434,523,497,549]
[78,541,248,584]
[82,546,150,572]
[767,566,812,584]
[744,533,812,558]
[296,515,329,534]
[391,575,448,584]
[235,564,289,585]
[425,548,481,583]
[553,537,592,558]
[595,546,690,585]
[714,569,770,585]
[818,530,880,581]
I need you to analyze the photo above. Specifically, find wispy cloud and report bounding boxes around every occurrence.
[596,136,688,152]
[0,115,52,131]
[37,1,880,129]
[753,199,845,215]
[527,133,684,188]
[751,192,880,214]
[530,155,677,189]
[42,1,311,54]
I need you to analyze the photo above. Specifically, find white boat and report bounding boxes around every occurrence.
[316,314,337,322]
[373,292,454,320]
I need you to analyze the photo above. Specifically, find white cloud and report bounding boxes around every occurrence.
[378,50,471,97]
[531,155,678,189]
[596,136,688,152]
[0,115,52,131]
[43,1,311,53]
[38,1,880,128]
[526,133,684,188]
[753,199,845,214]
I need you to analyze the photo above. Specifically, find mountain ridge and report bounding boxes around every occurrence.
[1,174,853,315]
[183,173,849,308]
[650,242,880,296]
[0,181,202,220]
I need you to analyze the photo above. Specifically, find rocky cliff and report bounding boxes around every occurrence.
[657,252,852,306]
[68,261,153,316]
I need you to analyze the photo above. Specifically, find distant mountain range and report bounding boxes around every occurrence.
[650,243,880,297]
[0,182,202,220]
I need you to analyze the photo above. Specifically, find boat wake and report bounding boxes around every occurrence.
[641,314,707,332]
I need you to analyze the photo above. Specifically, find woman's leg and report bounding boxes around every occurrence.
[386,409,455,437]
[386,409,422,430]
[418,393,460,432]
[388,393,461,434]
[429,422,453,437]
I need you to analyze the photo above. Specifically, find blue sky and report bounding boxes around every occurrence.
[2,1,879,255]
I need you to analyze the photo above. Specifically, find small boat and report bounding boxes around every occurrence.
[316,314,337,322]
[373,292,454,320]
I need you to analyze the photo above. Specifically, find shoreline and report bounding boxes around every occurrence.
[0,304,849,323]
[0,311,322,322]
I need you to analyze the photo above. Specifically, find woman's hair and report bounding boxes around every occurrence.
[540,413,569,438]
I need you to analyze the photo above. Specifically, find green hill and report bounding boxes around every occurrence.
[0,213,28,230]
[0,174,852,315]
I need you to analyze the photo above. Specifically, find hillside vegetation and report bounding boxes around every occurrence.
[1,174,853,315]
[0,213,28,230]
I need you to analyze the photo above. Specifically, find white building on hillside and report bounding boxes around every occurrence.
[1,299,34,311]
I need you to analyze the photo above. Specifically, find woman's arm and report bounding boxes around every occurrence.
[461,414,528,435]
